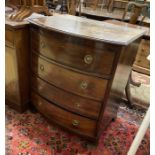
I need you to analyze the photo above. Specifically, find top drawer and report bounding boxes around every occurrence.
[5,29,14,47]
[31,28,120,77]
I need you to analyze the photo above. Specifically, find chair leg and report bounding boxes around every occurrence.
[125,73,133,108]
[108,0,114,12]
[93,0,99,10]
[125,71,141,108]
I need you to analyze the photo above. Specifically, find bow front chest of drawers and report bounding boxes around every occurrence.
[29,15,145,141]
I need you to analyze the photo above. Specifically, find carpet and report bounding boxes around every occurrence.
[5,103,150,155]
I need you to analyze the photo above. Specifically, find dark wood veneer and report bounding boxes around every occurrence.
[31,76,102,120]
[32,92,97,138]
[5,23,30,112]
[31,53,108,101]
[31,26,119,77]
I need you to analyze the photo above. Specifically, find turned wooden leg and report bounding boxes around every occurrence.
[125,74,133,108]
[112,118,116,122]
[125,71,141,108]
[68,0,77,15]
[93,0,99,10]
[108,0,114,12]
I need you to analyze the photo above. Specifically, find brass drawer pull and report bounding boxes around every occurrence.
[84,55,93,64]
[75,102,80,108]
[72,120,79,127]
[80,81,88,90]
[38,102,42,106]
[40,65,44,71]
[40,41,46,48]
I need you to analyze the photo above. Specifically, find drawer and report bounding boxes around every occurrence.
[5,29,14,47]
[31,53,108,101]
[31,28,119,77]
[31,92,97,138]
[32,76,102,119]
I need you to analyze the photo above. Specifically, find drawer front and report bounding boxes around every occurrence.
[5,29,14,47]
[31,92,97,137]
[32,76,101,119]
[31,28,118,77]
[32,54,108,101]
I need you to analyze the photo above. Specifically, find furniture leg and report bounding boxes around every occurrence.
[125,71,141,108]
[108,0,114,12]
[125,73,133,108]
[93,0,99,10]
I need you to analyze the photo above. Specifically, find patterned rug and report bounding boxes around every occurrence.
[6,71,150,155]
[5,103,150,155]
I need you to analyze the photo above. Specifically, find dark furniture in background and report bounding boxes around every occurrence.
[5,18,30,112]
[133,39,150,75]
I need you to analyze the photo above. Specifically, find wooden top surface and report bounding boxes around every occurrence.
[29,14,146,45]
[5,7,45,28]
[5,17,29,28]
[105,19,150,38]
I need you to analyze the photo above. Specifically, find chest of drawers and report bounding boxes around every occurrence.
[133,39,150,75]
[5,19,30,112]
[29,15,145,141]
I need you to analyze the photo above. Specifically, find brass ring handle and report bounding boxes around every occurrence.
[80,81,88,90]
[40,65,44,71]
[84,55,93,64]
[72,120,79,127]
[75,102,80,108]
[38,102,42,106]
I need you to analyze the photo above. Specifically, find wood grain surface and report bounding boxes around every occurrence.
[31,76,102,120]
[31,53,108,101]
[28,14,146,45]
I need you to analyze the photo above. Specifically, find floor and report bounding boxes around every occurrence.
[5,104,150,155]
[5,72,150,155]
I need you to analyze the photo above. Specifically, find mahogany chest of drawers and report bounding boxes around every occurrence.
[29,15,145,141]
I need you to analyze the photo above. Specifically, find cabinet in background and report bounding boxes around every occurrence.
[133,39,150,75]
[5,20,30,112]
